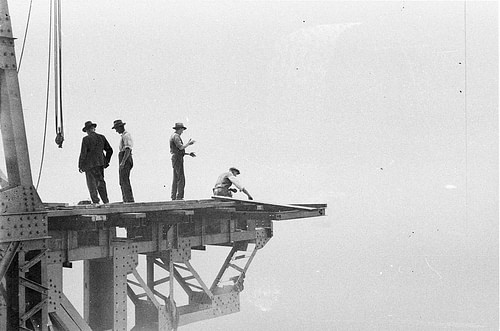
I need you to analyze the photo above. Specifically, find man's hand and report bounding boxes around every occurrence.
[248,196,254,200]
[229,188,237,193]
[79,168,84,173]
[188,139,196,145]
[189,152,196,157]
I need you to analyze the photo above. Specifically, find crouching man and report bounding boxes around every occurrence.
[213,167,253,200]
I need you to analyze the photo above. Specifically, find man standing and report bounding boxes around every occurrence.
[78,121,113,204]
[112,119,134,203]
[170,122,196,200]
[213,167,253,200]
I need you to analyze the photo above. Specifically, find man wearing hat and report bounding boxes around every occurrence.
[112,119,134,203]
[169,122,196,200]
[213,167,253,200]
[78,121,113,204]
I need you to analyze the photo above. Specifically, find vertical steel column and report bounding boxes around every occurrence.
[112,244,133,331]
[84,258,114,330]
[0,0,34,186]
[146,255,155,290]
[84,241,138,331]
[0,3,46,327]
[46,255,62,315]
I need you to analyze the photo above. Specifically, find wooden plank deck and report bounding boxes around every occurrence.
[45,198,326,231]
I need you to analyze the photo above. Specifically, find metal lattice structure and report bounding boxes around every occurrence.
[1,199,325,330]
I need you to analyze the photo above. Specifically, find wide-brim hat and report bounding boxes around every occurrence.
[173,122,187,130]
[112,119,126,129]
[82,121,97,132]
[229,167,240,175]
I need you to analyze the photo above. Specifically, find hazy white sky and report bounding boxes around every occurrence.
[5,1,496,207]
[2,1,498,330]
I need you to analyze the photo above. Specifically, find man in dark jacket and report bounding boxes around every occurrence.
[79,121,113,204]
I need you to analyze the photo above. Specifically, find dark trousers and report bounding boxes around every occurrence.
[85,166,109,203]
[213,187,232,197]
[171,155,185,200]
[119,152,134,202]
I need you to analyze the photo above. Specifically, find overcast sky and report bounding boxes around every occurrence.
[2,1,498,330]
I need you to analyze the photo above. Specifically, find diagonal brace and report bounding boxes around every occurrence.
[20,249,47,272]
[0,241,20,282]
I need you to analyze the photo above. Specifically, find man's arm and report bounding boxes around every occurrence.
[102,136,113,165]
[228,176,253,200]
[242,188,253,200]
[174,134,195,151]
[120,133,133,167]
[78,139,87,172]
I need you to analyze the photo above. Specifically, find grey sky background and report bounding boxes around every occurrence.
[2,1,498,330]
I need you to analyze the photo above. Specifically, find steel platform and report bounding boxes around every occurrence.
[1,196,326,330]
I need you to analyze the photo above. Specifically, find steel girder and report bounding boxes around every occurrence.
[0,0,35,188]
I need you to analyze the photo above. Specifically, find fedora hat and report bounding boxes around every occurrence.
[229,167,240,175]
[82,121,97,132]
[173,122,187,130]
[112,119,126,129]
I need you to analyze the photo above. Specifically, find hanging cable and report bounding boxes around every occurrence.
[17,0,33,72]
[35,0,53,190]
[54,0,64,148]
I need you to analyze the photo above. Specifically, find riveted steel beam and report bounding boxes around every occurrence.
[0,0,35,188]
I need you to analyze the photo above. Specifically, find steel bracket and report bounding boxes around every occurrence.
[0,213,47,243]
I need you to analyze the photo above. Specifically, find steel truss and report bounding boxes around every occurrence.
[117,228,270,330]
[20,226,271,331]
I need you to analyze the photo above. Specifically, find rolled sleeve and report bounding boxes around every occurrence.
[173,135,183,149]
[122,131,133,150]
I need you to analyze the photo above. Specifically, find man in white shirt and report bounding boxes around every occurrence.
[213,167,253,200]
[112,119,134,202]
